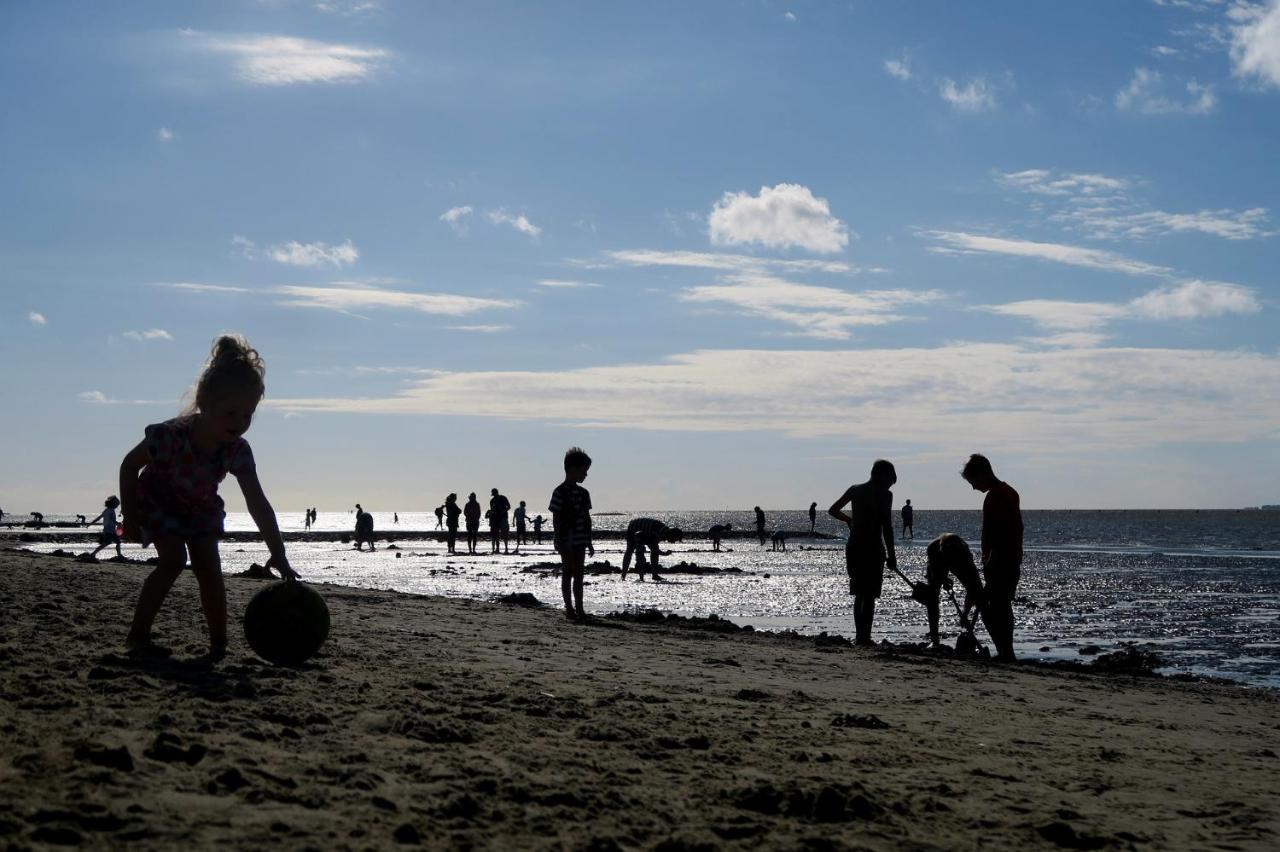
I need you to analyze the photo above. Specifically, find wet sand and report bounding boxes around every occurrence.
[1,548,1277,850]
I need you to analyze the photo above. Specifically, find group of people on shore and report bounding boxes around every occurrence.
[90,334,1020,663]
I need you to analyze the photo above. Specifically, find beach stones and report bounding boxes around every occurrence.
[243,582,330,666]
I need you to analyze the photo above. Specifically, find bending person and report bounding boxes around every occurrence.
[621,517,683,581]
[828,459,897,646]
[923,533,986,647]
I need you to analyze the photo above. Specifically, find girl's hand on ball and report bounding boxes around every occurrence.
[267,555,299,581]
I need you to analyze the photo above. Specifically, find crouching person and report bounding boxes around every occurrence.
[922,533,986,647]
[621,518,682,581]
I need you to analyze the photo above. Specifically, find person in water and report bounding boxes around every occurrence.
[809,502,817,534]
[754,506,767,546]
[463,493,481,554]
[828,459,898,646]
[962,454,1023,662]
[708,523,732,551]
[901,499,914,539]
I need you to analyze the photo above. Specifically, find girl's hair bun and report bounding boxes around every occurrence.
[185,334,267,414]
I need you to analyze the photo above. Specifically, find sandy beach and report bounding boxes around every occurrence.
[1,547,1277,850]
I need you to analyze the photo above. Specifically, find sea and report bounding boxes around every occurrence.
[20,508,1280,688]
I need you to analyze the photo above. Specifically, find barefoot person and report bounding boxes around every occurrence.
[922,533,986,647]
[463,493,481,555]
[443,494,461,554]
[828,459,897,646]
[961,454,1023,662]
[549,447,593,621]
[708,522,732,552]
[119,335,297,660]
[86,495,123,560]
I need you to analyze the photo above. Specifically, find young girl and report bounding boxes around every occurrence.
[86,495,123,560]
[120,335,298,660]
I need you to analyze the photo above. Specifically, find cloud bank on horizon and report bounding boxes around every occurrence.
[2,0,1278,509]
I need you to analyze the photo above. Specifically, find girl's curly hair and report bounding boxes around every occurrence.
[182,334,266,415]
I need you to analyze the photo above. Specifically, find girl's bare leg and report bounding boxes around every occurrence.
[188,536,227,659]
[126,537,187,650]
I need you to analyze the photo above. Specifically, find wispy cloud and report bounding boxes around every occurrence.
[997,168,1273,241]
[157,127,175,143]
[439,205,474,235]
[984,280,1261,337]
[314,0,383,16]
[78,391,159,406]
[123,329,174,342]
[447,324,511,333]
[680,274,942,339]
[234,236,359,268]
[1115,67,1215,114]
[1229,0,1280,88]
[602,249,858,275]
[536,279,602,289]
[487,209,542,238]
[272,283,520,317]
[709,184,849,254]
[183,31,390,86]
[269,344,1280,450]
[939,77,998,111]
[150,282,250,294]
[884,55,912,80]
[28,312,47,326]
[925,231,1173,277]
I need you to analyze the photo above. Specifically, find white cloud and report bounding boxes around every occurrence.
[884,56,912,81]
[784,11,797,22]
[79,391,109,404]
[1129,279,1262,319]
[157,127,175,143]
[28,312,47,326]
[926,231,1173,277]
[680,274,942,339]
[997,168,1273,241]
[150,282,250,294]
[1151,45,1181,57]
[123,329,174,342]
[709,184,849,254]
[984,280,1260,331]
[604,249,857,275]
[447,324,511,333]
[185,31,389,86]
[232,236,359,268]
[1230,0,1280,88]
[314,0,383,15]
[272,283,520,317]
[939,77,997,111]
[266,239,359,268]
[487,209,542,238]
[440,205,474,235]
[1115,67,1216,114]
[77,391,158,406]
[268,344,1280,450]
[536,279,602,289]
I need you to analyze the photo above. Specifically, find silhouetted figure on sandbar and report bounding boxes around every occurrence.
[754,506,766,546]
[29,512,45,528]
[394,512,399,524]
[434,505,445,529]
[444,493,461,554]
[771,530,787,551]
[513,500,529,549]
[901,499,914,539]
[962,453,1023,662]
[809,502,817,534]
[303,510,311,531]
[622,518,682,581]
[532,514,545,544]
[923,533,986,647]
[829,459,898,646]
[354,504,376,551]
[489,488,511,554]
[708,523,732,551]
[463,493,481,555]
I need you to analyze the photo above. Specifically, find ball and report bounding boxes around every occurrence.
[243,581,330,666]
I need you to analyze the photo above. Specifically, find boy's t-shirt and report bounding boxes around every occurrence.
[548,482,592,550]
[102,507,117,535]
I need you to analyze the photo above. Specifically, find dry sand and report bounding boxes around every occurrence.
[1,547,1277,850]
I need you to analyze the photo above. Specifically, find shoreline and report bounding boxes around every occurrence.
[1,548,1278,849]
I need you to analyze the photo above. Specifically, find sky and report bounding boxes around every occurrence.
[2,0,1278,512]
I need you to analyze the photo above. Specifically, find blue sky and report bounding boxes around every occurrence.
[2,0,1278,512]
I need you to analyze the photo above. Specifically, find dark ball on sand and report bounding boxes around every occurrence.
[244,582,330,666]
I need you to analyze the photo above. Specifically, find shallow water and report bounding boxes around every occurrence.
[23,509,1280,687]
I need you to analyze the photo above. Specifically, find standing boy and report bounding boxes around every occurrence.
[961,454,1023,662]
[549,448,594,621]
[901,499,914,539]
[828,459,898,646]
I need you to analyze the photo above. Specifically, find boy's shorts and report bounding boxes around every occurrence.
[98,533,119,547]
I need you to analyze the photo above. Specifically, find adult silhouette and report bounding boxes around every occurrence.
[962,454,1023,662]
[809,502,817,534]
[828,460,897,646]
[754,506,766,546]
[463,493,481,554]
[489,488,511,554]
[708,523,732,552]
[444,493,461,554]
[901,499,914,540]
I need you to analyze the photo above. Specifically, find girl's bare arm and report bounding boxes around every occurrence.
[238,468,298,580]
[118,440,149,541]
